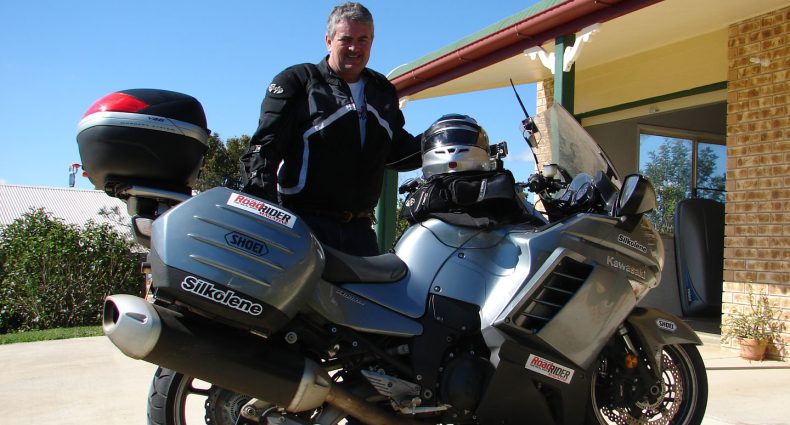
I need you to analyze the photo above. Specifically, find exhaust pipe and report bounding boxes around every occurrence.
[103,294,329,412]
[103,295,421,425]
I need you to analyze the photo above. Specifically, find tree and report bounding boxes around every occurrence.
[0,209,142,332]
[194,133,249,192]
[640,138,725,234]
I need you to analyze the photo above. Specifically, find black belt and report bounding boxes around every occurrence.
[296,208,375,223]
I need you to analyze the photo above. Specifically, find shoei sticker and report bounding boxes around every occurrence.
[227,193,297,228]
[225,232,269,257]
[656,318,677,333]
[525,354,574,384]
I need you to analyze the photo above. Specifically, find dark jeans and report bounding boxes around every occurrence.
[301,215,379,256]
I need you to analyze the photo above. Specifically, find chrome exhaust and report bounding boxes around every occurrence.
[102,295,421,424]
[103,294,330,412]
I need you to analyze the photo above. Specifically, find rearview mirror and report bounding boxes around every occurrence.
[616,174,656,217]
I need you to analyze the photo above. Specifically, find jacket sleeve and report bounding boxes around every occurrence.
[382,84,422,172]
[240,68,303,202]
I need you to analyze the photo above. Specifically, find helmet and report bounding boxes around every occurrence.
[421,114,492,178]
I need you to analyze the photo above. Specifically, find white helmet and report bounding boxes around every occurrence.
[421,114,493,179]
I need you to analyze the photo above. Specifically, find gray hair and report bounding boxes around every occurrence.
[327,2,374,39]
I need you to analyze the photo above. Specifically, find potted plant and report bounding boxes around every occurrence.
[721,286,784,361]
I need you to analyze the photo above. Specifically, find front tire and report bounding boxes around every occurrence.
[587,344,708,425]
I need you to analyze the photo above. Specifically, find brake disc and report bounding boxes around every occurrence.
[601,352,683,425]
[205,386,252,425]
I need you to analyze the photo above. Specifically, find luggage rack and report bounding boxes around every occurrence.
[116,185,193,248]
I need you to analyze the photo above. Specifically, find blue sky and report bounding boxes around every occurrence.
[0,0,539,190]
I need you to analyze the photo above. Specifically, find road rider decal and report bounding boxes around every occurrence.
[525,354,575,384]
[181,276,264,316]
[226,193,297,228]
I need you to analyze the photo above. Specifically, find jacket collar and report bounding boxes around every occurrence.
[318,56,374,87]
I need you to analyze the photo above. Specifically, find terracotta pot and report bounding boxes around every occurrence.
[739,338,769,361]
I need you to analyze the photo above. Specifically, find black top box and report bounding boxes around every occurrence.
[77,89,209,195]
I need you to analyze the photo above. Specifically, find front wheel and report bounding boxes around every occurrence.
[587,344,708,425]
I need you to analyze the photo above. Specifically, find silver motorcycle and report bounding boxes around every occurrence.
[83,90,707,425]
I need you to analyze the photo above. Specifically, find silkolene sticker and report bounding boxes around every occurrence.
[227,193,297,229]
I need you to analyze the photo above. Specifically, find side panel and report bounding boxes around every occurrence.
[341,222,460,318]
[308,280,423,337]
[150,187,323,334]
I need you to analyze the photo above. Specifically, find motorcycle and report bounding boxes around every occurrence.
[78,88,708,425]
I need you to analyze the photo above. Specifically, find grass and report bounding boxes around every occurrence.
[0,326,103,345]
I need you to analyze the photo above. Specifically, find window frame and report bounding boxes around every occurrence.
[637,124,726,198]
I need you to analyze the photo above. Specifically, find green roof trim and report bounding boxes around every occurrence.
[575,82,728,120]
[387,0,565,79]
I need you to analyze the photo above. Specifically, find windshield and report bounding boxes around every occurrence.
[530,104,620,188]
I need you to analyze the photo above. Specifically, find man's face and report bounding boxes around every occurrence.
[326,19,373,83]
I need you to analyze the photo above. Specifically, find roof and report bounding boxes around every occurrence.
[389,0,790,101]
[0,184,131,235]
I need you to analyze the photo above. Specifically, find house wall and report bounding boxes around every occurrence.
[724,6,790,359]
[575,29,728,115]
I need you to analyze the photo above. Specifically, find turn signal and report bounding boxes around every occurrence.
[625,353,639,369]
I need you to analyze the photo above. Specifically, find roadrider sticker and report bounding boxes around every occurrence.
[227,193,297,228]
[525,354,575,384]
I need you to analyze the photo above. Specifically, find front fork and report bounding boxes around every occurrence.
[598,308,702,406]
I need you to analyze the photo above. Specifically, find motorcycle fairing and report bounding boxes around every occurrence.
[475,333,589,425]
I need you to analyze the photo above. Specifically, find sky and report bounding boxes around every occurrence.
[0,0,540,191]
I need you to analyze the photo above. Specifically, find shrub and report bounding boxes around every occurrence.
[0,209,143,333]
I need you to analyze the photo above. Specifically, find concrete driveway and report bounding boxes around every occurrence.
[0,336,156,425]
[1,333,788,425]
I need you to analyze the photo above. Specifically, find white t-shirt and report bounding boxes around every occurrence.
[347,79,367,146]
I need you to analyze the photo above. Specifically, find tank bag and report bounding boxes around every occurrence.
[401,170,528,228]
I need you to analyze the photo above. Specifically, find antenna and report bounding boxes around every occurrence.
[510,79,530,119]
[509,79,539,143]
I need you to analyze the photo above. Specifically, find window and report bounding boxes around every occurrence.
[638,125,726,234]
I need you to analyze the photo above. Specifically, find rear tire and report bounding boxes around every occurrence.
[147,367,192,425]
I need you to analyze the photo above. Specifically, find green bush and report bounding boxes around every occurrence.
[0,209,143,333]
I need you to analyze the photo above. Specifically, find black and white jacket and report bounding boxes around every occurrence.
[241,57,421,213]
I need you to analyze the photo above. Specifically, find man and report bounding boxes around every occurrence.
[240,2,421,256]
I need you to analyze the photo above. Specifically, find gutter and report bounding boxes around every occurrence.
[391,0,663,98]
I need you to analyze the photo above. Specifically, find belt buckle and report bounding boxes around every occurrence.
[340,211,353,223]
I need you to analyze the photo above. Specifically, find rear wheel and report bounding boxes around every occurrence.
[587,344,707,425]
[146,367,347,425]
[147,367,252,425]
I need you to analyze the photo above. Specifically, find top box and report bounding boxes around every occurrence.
[77,89,210,195]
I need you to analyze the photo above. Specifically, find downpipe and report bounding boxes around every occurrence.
[103,295,420,425]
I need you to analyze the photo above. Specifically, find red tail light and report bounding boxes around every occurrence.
[82,92,149,118]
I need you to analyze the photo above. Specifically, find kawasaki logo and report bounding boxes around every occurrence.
[525,354,574,384]
[606,255,647,280]
[180,276,263,316]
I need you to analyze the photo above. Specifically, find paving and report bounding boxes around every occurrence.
[0,332,787,424]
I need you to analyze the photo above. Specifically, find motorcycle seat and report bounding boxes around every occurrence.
[321,245,407,284]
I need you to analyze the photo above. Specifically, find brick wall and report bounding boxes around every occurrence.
[535,80,555,169]
[725,6,790,359]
